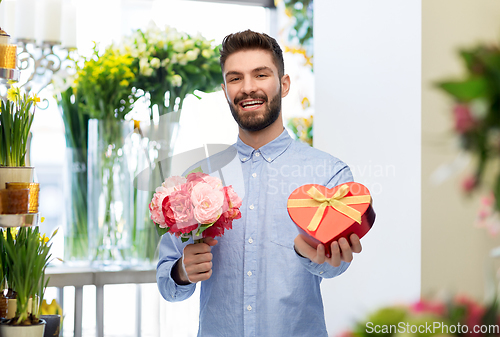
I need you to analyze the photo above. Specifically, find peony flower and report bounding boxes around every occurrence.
[162,185,197,230]
[162,175,187,191]
[191,183,224,224]
[149,190,169,227]
[224,185,242,209]
[203,175,223,190]
[453,104,475,133]
[203,208,241,238]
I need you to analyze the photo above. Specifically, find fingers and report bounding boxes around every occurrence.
[203,237,218,247]
[182,242,215,283]
[349,234,362,253]
[338,237,353,263]
[329,241,341,267]
[294,234,319,260]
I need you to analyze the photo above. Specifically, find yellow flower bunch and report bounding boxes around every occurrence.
[287,115,313,146]
[0,83,40,166]
[75,44,136,120]
[40,299,62,316]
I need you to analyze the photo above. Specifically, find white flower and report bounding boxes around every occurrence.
[139,58,149,68]
[171,74,182,87]
[185,48,199,61]
[177,53,188,66]
[141,66,154,77]
[173,41,185,53]
[150,57,161,69]
[161,58,170,67]
[201,49,212,59]
[470,99,489,120]
[184,39,195,50]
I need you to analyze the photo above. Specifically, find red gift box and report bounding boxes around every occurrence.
[287,182,375,256]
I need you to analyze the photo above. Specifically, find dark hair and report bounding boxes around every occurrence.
[219,30,285,79]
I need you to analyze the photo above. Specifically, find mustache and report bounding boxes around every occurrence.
[234,93,268,106]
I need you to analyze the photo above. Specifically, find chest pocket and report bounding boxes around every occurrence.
[270,200,299,250]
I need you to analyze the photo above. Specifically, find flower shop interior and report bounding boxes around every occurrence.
[1,0,500,336]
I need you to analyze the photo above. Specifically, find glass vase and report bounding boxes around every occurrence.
[131,109,181,264]
[88,118,134,268]
[63,147,89,264]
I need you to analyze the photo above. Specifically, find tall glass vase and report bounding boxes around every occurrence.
[63,147,88,264]
[88,118,134,268]
[131,107,181,264]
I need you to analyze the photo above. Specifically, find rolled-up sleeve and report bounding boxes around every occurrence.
[156,233,196,302]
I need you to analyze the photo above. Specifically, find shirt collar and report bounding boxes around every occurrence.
[236,129,293,163]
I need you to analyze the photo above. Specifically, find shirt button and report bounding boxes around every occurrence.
[247,271,252,276]
[249,204,254,210]
[247,305,252,311]
[255,152,260,157]
[319,271,324,275]
[252,173,257,178]
[242,157,247,161]
[268,157,271,161]
[248,238,253,244]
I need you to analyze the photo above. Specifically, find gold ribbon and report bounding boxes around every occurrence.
[287,184,371,232]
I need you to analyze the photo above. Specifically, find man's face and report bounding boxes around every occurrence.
[221,49,290,132]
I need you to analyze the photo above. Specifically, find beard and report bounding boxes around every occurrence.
[228,90,282,132]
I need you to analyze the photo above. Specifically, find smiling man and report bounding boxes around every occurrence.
[156,30,362,337]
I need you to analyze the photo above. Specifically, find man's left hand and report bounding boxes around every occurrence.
[294,233,362,267]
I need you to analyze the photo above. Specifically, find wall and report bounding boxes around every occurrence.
[422,0,500,300]
[314,0,421,334]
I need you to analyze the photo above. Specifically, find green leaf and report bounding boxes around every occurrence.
[181,237,189,243]
[186,166,203,176]
[435,77,489,102]
[155,225,169,237]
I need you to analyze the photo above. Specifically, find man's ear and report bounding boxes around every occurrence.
[281,74,291,98]
[221,83,228,101]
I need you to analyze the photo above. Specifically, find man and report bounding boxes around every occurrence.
[156,30,362,337]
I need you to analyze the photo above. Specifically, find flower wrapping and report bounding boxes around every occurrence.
[149,171,242,241]
[287,182,375,256]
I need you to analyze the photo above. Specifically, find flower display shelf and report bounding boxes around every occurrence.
[0,213,39,227]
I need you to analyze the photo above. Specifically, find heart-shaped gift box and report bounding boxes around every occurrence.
[287,182,375,256]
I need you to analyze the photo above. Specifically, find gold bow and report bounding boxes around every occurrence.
[287,184,371,232]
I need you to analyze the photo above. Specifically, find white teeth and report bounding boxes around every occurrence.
[242,100,263,107]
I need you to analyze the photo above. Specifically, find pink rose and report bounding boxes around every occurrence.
[160,176,186,193]
[186,172,209,191]
[162,185,197,230]
[191,182,224,224]
[224,185,242,209]
[453,104,475,133]
[150,190,169,227]
[202,175,223,190]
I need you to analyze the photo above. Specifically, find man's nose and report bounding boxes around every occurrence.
[240,77,257,95]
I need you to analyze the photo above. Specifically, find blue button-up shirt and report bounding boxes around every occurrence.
[157,130,353,337]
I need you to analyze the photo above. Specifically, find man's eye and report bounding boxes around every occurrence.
[229,77,240,82]
[257,74,267,78]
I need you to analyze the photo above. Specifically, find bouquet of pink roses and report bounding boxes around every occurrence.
[149,171,242,242]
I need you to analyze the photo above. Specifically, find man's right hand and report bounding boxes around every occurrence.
[173,237,218,285]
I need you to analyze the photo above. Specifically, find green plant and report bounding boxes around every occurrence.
[0,227,56,325]
[0,85,40,167]
[53,78,89,261]
[436,43,500,210]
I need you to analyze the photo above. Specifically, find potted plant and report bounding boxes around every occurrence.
[0,226,56,337]
[0,83,40,189]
